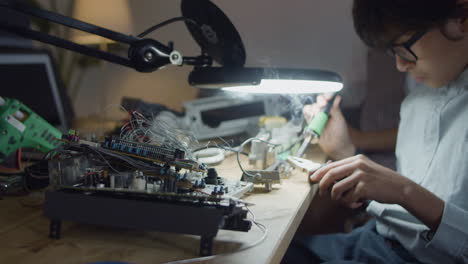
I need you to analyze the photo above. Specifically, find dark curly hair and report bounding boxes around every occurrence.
[352,0,468,49]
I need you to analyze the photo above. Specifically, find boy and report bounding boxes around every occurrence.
[284,1,468,263]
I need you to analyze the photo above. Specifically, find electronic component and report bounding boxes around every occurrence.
[46,136,253,255]
[242,170,281,192]
[182,95,277,140]
[102,136,185,161]
[0,96,62,163]
[100,136,207,172]
[204,168,223,185]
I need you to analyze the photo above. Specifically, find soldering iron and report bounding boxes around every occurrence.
[296,93,338,157]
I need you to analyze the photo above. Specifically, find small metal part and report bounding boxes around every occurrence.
[288,156,322,173]
[144,51,154,61]
[14,110,24,120]
[169,51,183,65]
[242,170,281,192]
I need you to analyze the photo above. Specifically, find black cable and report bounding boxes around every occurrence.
[138,17,198,38]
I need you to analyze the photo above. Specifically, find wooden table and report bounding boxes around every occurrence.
[0,146,325,264]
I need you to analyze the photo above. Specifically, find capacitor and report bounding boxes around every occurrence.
[201,179,206,188]
[110,175,115,188]
[135,178,145,190]
[172,178,178,193]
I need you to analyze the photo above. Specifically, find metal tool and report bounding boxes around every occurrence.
[287,156,322,173]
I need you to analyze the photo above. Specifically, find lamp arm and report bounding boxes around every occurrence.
[0,0,212,72]
[0,20,135,68]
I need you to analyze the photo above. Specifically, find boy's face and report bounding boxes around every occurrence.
[393,21,468,88]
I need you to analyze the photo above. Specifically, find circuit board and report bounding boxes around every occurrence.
[49,134,252,204]
[45,135,253,256]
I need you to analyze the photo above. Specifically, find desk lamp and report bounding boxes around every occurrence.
[0,0,342,147]
[0,0,343,94]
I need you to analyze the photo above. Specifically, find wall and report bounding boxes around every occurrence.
[40,0,369,119]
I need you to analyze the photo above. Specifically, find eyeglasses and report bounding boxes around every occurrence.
[387,30,427,63]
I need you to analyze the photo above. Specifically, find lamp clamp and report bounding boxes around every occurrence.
[0,0,213,72]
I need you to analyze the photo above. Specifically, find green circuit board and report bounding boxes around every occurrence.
[0,97,62,162]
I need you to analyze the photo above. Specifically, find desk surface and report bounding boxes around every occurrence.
[0,146,324,264]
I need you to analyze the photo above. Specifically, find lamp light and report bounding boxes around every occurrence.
[188,67,343,94]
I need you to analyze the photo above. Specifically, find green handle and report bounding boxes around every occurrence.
[306,111,329,137]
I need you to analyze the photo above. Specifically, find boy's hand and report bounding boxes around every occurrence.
[310,154,410,209]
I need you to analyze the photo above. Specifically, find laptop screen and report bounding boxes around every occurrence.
[0,50,73,131]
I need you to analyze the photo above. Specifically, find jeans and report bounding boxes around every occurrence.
[282,219,421,264]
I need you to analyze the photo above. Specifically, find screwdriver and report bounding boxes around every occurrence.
[296,93,338,157]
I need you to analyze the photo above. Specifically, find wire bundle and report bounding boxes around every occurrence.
[119,111,197,158]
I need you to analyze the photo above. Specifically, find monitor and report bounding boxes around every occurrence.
[0,48,73,131]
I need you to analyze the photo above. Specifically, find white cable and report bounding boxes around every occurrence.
[163,207,268,264]
[193,148,225,165]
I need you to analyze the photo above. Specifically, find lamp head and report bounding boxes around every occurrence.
[181,0,246,67]
[182,0,343,94]
[189,67,343,94]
